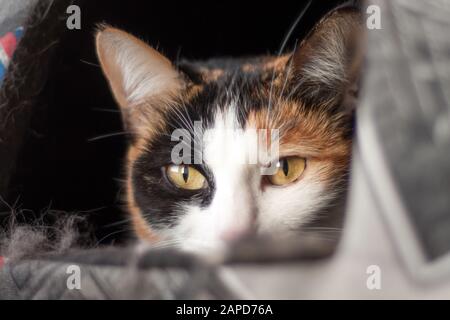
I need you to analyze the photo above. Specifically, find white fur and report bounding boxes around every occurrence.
[162,105,331,252]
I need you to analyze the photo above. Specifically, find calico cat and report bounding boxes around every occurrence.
[95,7,363,252]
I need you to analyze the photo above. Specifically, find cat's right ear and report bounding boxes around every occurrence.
[96,26,185,138]
[290,7,364,112]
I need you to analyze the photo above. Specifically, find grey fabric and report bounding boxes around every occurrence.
[0,247,242,300]
[0,0,37,34]
[0,267,22,299]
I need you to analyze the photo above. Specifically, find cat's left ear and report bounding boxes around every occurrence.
[290,7,364,112]
[96,27,185,138]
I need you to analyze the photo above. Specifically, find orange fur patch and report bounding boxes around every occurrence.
[247,100,351,184]
[125,141,159,242]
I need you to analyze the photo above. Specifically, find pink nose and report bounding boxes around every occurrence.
[219,227,250,242]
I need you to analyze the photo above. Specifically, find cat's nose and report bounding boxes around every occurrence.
[219,225,253,242]
[219,228,246,242]
[218,205,257,242]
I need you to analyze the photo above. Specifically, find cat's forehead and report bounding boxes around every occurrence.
[175,55,297,126]
[179,54,290,83]
[139,54,354,162]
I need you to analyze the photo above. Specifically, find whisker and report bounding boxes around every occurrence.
[80,59,100,67]
[88,131,130,142]
[267,0,312,123]
[102,218,134,229]
[95,229,131,246]
[276,41,298,105]
[92,108,121,113]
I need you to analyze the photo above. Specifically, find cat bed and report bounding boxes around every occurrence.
[0,236,335,299]
[1,0,450,300]
[0,247,238,299]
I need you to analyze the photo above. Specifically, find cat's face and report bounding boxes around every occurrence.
[96,8,362,252]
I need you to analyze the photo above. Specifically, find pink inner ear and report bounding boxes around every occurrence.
[96,27,184,107]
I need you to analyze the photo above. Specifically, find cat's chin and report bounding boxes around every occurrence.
[178,239,229,258]
[135,237,229,261]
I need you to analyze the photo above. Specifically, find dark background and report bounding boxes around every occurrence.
[3,0,348,244]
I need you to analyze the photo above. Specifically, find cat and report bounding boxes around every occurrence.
[95,6,363,252]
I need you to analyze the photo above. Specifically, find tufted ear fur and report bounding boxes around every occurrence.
[290,7,364,111]
[96,27,186,138]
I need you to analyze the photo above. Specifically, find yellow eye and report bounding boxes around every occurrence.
[268,157,306,186]
[166,165,207,190]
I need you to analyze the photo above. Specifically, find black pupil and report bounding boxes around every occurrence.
[182,166,189,183]
[282,159,289,176]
